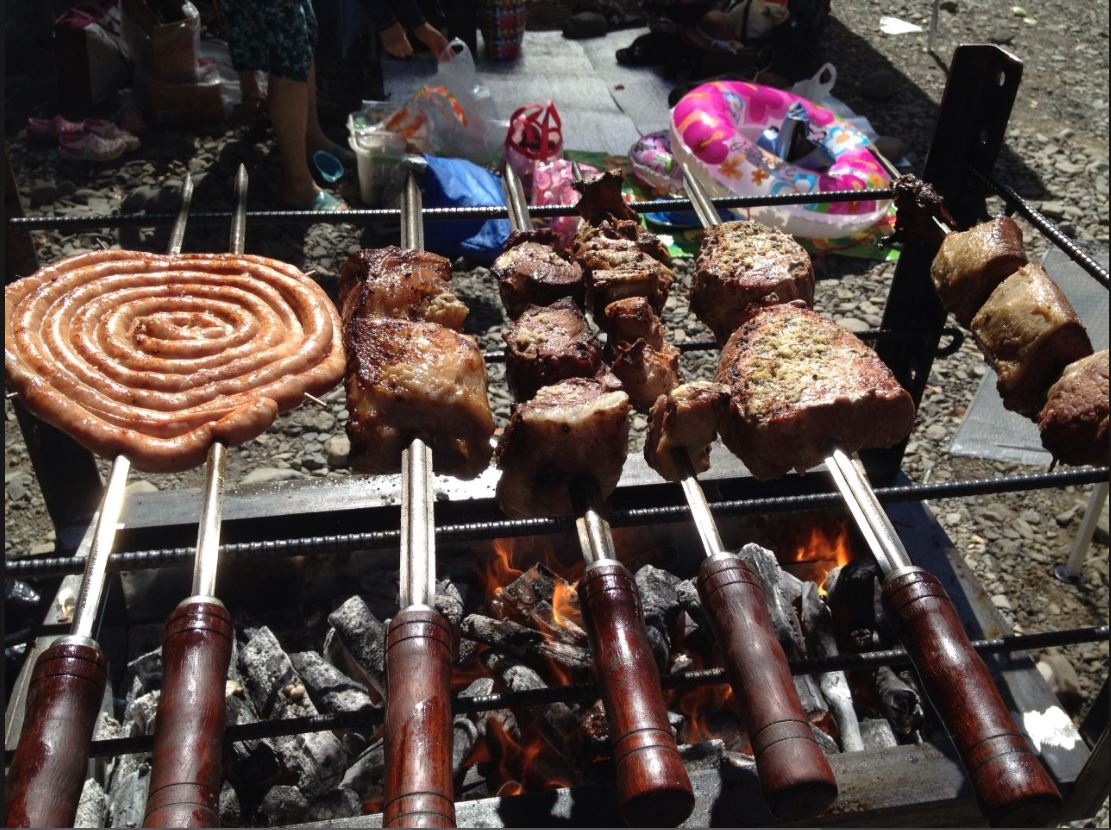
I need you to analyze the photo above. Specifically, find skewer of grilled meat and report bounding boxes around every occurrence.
[502,298,604,401]
[498,162,694,827]
[339,245,468,331]
[687,170,1060,826]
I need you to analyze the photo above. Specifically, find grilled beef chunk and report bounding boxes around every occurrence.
[1038,350,1109,467]
[492,230,585,319]
[644,382,730,481]
[495,378,630,518]
[571,169,639,225]
[714,303,916,480]
[931,217,1027,326]
[339,247,467,330]
[573,218,672,266]
[970,263,1093,416]
[610,338,682,412]
[692,220,815,343]
[891,174,957,248]
[603,297,666,350]
[345,318,494,478]
[502,300,604,401]
[580,250,674,322]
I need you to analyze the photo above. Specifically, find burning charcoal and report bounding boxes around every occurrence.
[256,785,311,825]
[307,786,363,821]
[224,675,283,801]
[738,544,828,721]
[123,647,162,696]
[482,652,580,738]
[105,753,151,829]
[722,750,757,771]
[810,724,840,756]
[341,739,385,797]
[677,738,725,772]
[458,677,497,736]
[124,690,161,737]
[435,578,465,630]
[579,699,610,754]
[634,564,682,672]
[326,595,387,696]
[777,568,806,607]
[219,782,241,827]
[461,614,592,672]
[493,564,587,647]
[800,583,863,753]
[239,626,348,799]
[289,651,373,717]
[74,778,107,829]
[874,666,924,736]
[859,718,899,750]
[453,716,481,776]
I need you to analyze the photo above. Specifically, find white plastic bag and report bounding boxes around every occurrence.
[425,38,503,164]
[790,63,879,143]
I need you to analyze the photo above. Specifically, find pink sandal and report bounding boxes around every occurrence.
[84,120,141,152]
[27,115,85,142]
[58,132,129,162]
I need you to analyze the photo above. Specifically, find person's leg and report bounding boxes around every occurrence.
[268,73,320,206]
[305,60,340,155]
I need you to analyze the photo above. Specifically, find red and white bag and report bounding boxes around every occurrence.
[504,100,563,183]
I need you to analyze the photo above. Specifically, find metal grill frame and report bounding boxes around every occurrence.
[4,43,1110,827]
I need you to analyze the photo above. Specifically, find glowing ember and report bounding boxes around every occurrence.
[781,520,855,594]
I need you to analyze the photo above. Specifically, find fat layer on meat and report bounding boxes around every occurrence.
[692,221,815,343]
[492,233,585,319]
[495,378,630,518]
[610,338,682,412]
[339,247,467,330]
[345,318,494,478]
[1037,350,1109,467]
[715,303,916,480]
[970,263,1093,416]
[644,382,730,482]
[931,217,1027,326]
[502,299,603,401]
[603,297,666,351]
[572,218,672,266]
[576,248,674,321]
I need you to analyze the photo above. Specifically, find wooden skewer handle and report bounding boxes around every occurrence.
[143,598,234,829]
[696,554,838,820]
[382,607,456,829]
[4,638,108,828]
[578,560,694,828]
[882,567,1062,827]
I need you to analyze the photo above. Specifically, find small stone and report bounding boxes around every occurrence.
[325,434,350,468]
[1019,509,1041,525]
[945,511,962,525]
[925,424,947,441]
[125,479,159,495]
[240,467,308,487]
[302,454,327,471]
[990,593,1012,611]
[839,317,869,333]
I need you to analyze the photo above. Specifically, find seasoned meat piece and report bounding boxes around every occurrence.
[495,378,630,518]
[931,217,1027,326]
[603,297,666,350]
[345,318,494,478]
[714,303,916,480]
[1038,350,1109,467]
[891,174,956,248]
[691,220,815,343]
[339,246,467,330]
[572,169,639,225]
[492,233,585,319]
[970,263,1093,416]
[582,253,674,321]
[573,218,671,266]
[503,300,603,401]
[644,382,730,481]
[610,339,682,411]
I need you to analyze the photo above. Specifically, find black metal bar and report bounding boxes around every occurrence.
[7,467,1107,579]
[7,625,1104,763]
[867,45,1024,485]
[971,167,1111,288]
[6,189,894,232]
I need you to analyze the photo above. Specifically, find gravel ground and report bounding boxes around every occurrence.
[4,0,1108,824]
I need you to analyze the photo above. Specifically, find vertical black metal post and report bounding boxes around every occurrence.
[864,45,1024,484]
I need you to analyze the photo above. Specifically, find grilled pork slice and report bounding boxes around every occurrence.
[970,263,1093,416]
[692,221,815,343]
[610,339,682,412]
[603,297,666,351]
[573,218,672,266]
[495,378,630,518]
[581,251,674,321]
[339,247,467,330]
[1038,350,1109,467]
[931,216,1027,326]
[644,382,730,481]
[715,303,916,480]
[493,229,585,319]
[503,299,603,401]
[345,318,494,478]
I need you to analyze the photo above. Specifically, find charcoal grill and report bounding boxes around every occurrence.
[5,45,1109,827]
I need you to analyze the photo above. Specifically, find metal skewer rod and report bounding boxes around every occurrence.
[4,173,193,828]
[508,160,694,827]
[141,168,239,828]
[680,162,1062,827]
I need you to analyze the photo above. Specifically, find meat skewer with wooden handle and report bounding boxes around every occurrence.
[683,167,1062,828]
[381,160,456,830]
[142,165,247,828]
[503,164,694,827]
[3,175,195,828]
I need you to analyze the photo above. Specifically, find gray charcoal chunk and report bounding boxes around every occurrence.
[256,785,310,825]
[74,778,107,828]
[327,596,387,687]
[289,651,373,716]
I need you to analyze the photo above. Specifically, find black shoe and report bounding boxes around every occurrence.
[615,32,672,66]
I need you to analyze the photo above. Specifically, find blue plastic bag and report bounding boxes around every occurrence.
[420,155,510,265]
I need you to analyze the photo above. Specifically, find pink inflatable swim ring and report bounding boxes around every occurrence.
[670,81,891,239]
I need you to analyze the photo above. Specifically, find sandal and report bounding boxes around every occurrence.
[58,132,128,162]
[300,190,347,212]
[27,115,85,142]
[84,119,141,153]
[616,32,672,66]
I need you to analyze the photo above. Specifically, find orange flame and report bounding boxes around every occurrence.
[781,520,855,595]
[550,579,581,629]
